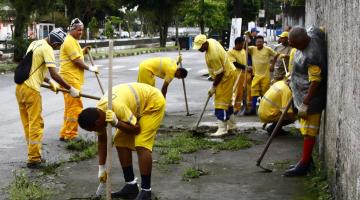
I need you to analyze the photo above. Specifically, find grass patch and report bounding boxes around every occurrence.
[40,162,63,175]
[9,170,52,200]
[295,155,333,200]
[155,132,252,165]
[0,61,17,73]
[160,148,182,164]
[214,135,252,150]
[305,162,333,200]
[182,167,209,182]
[66,138,98,162]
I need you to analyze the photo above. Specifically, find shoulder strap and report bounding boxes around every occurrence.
[28,41,45,78]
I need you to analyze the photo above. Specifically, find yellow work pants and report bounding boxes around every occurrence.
[214,70,237,110]
[16,84,43,163]
[137,64,155,86]
[251,74,270,97]
[59,83,83,139]
[114,95,166,151]
[300,113,322,137]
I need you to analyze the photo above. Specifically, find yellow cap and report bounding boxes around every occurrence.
[193,34,207,50]
[278,31,289,38]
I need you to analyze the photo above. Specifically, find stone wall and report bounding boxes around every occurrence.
[305,1,360,200]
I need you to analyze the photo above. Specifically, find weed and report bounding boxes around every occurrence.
[214,135,252,150]
[40,162,63,175]
[155,132,252,165]
[160,149,182,164]
[9,170,52,200]
[65,137,95,151]
[69,143,97,162]
[306,162,333,200]
[182,167,209,182]
[66,138,98,162]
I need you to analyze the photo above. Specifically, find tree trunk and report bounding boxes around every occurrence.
[199,0,205,34]
[159,24,168,47]
[13,14,28,62]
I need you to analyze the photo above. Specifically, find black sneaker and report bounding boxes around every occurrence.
[135,190,151,200]
[111,183,139,199]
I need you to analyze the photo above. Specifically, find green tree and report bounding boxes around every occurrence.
[104,16,122,39]
[88,17,99,39]
[63,0,122,26]
[181,0,229,35]
[121,0,185,47]
[9,0,51,61]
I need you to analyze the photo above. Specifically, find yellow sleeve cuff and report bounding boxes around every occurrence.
[308,65,322,82]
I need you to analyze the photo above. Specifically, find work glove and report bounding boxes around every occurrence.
[297,103,308,118]
[49,79,59,93]
[208,87,216,97]
[106,110,118,126]
[176,54,182,64]
[89,65,99,74]
[98,165,107,183]
[69,86,80,98]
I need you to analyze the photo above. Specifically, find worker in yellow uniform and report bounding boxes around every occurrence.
[273,31,292,81]
[227,36,247,114]
[284,26,327,177]
[248,35,280,115]
[193,34,237,137]
[78,83,165,200]
[258,79,296,135]
[59,18,97,141]
[16,28,80,169]
[137,57,188,97]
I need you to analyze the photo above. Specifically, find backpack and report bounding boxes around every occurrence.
[14,43,42,84]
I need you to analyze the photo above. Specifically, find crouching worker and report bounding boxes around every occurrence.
[138,57,188,98]
[258,79,296,135]
[78,83,165,200]
[16,28,80,169]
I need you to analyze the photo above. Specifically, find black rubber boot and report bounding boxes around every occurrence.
[283,162,311,177]
[135,190,151,200]
[111,183,139,199]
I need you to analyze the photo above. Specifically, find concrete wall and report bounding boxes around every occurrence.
[305,1,360,200]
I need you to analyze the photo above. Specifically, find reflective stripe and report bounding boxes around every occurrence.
[45,61,56,64]
[158,58,163,76]
[127,84,140,117]
[214,67,224,75]
[271,84,281,92]
[29,140,41,145]
[223,110,226,120]
[301,125,319,130]
[262,96,284,110]
[128,113,134,124]
[66,117,78,122]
